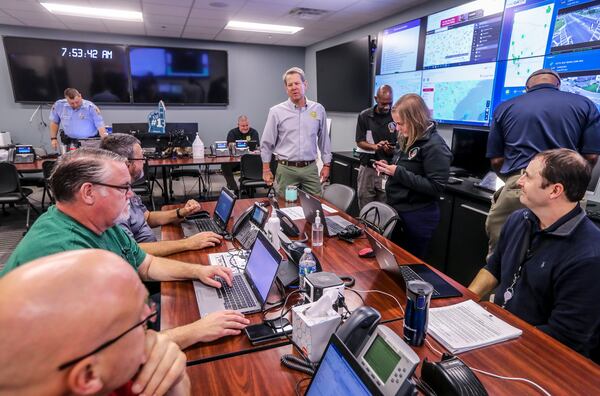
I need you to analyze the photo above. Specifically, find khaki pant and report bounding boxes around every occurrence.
[485,172,524,257]
[275,162,321,196]
[357,165,387,210]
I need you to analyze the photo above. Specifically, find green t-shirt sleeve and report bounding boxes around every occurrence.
[112,226,147,269]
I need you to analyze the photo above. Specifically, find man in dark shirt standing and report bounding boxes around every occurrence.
[469,149,600,360]
[222,115,260,193]
[355,85,396,209]
[485,69,600,255]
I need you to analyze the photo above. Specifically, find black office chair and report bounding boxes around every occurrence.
[40,160,56,210]
[358,201,400,239]
[0,162,40,232]
[322,183,356,213]
[169,166,204,201]
[239,154,268,198]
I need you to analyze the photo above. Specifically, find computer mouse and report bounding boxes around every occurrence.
[358,247,375,258]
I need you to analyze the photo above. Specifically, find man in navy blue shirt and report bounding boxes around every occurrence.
[485,69,600,254]
[469,149,600,359]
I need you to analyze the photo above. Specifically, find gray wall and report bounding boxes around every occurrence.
[0,25,304,151]
[305,0,474,151]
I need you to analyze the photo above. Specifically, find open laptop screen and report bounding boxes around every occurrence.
[307,335,376,396]
[214,188,235,226]
[245,233,281,304]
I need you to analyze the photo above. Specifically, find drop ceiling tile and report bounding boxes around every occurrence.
[189,7,237,19]
[104,21,147,35]
[86,0,142,11]
[0,10,24,25]
[56,15,107,28]
[0,0,49,12]
[142,0,194,6]
[214,29,250,42]
[192,0,246,12]
[142,4,190,17]
[181,31,217,40]
[235,2,295,19]
[185,17,227,28]
[297,0,360,12]
[143,14,188,25]
[183,25,222,35]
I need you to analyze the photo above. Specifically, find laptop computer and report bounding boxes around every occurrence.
[298,189,353,236]
[193,231,282,316]
[305,333,382,396]
[234,203,269,250]
[182,187,236,237]
[365,231,462,299]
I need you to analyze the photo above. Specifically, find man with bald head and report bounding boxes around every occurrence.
[355,84,396,209]
[2,148,249,350]
[221,115,260,194]
[485,68,600,254]
[0,249,190,395]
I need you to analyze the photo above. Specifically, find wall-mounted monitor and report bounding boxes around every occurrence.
[545,48,600,110]
[423,0,505,69]
[551,0,600,53]
[128,46,228,105]
[3,36,130,104]
[316,36,372,112]
[421,62,496,126]
[373,71,422,104]
[375,18,425,74]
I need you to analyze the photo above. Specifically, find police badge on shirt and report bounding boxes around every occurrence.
[408,147,419,160]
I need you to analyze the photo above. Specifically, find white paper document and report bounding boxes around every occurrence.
[208,251,247,274]
[279,206,305,220]
[428,300,523,354]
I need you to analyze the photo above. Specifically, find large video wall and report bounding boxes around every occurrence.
[374,0,600,126]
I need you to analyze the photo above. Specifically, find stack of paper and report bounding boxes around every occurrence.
[427,299,522,354]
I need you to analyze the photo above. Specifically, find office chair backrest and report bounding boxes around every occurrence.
[322,183,356,213]
[0,162,21,194]
[359,201,400,239]
[42,160,56,179]
[240,154,263,180]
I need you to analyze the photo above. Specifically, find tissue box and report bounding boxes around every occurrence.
[292,301,341,362]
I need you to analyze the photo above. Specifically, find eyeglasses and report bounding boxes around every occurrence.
[93,181,133,194]
[57,304,158,371]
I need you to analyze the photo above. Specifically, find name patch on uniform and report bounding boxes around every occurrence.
[310,111,317,119]
[408,147,419,160]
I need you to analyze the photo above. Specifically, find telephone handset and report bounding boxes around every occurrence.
[336,306,381,355]
[275,209,300,237]
[231,205,254,235]
[421,354,488,396]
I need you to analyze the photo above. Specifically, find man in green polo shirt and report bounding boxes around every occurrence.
[2,148,249,350]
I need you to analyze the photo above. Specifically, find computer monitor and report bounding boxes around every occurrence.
[451,128,490,178]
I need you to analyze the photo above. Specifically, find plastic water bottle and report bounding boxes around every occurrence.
[192,133,204,159]
[265,211,281,250]
[312,210,324,247]
[299,248,317,289]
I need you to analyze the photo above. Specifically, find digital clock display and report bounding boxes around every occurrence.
[61,47,113,59]
[4,36,130,103]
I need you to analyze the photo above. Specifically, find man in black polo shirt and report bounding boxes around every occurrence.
[485,69,600,255]
[355,85,396,209]
[221,115,260,193]
[469,149,600,360]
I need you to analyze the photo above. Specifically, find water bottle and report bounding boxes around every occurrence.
[192,133,204,159]
[299,248,317,289]
[265,211,281,250]
[312,210,324,247]
[403,280,433,346]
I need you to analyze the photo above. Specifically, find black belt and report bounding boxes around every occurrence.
[278,160,315,167]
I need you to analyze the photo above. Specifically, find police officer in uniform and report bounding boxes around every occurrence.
[355,85,396,209]
[49,88,107,150]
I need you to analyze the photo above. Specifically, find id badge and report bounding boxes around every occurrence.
[382,175,387,190]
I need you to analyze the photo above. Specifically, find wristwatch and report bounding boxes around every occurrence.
[176,208,184,219]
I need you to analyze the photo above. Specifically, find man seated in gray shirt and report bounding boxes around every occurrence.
[101,134,222,257]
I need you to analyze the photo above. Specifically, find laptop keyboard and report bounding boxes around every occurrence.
[236,225,259,250]
[215,275,256,310]
[398,265,440,297]
[193,218,223,234]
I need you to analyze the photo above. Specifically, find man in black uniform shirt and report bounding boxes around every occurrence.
[221,115,260,193]
[355,85,396,209]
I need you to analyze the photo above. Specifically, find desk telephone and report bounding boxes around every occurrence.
[330,307,486,396]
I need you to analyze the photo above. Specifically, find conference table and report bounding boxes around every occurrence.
[13,155,243,203]
[160,196,600,395]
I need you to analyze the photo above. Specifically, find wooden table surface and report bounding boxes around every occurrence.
[161,197,600,395]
